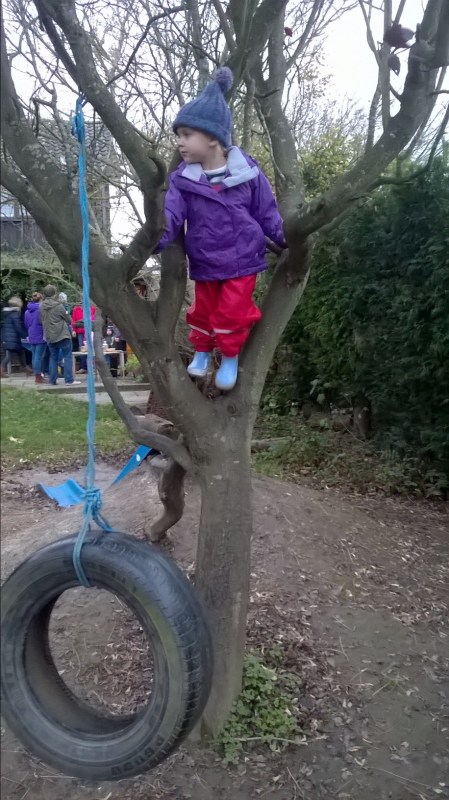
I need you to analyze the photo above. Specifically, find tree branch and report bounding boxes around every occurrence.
[1,17,75,221]
[35,6,78,84]
[371,102,449,188]
[430,0,449,68]
[284,0,445,241]
[241,77,255,151]
[393,0,408,25]
[92,325,193,472]
[34,0,163,197]
[146,458,186,542]
[94,284,214,447]
[357,0,382,68]
[114,152,167,283]
[227,0,289,87]
[210,0,235,52]
[238,245,311,407]
[155,239,188,342]
[186,0,210,88]
[365,83,381,151]
[106,5,187,87]
[286,0,328,70]
[381,0,393,131]
[153,23,186,106]
[402,66,447,159]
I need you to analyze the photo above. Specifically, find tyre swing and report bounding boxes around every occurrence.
[0,98,213,782]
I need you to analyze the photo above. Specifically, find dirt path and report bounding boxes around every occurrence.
[1,463,448,800]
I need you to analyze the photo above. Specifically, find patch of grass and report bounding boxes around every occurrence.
[215,653,302,764]
[253,413,447,497]
[1,387,131,468]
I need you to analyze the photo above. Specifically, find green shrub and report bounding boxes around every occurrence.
[216,654,301,764]
[264,157,449,475]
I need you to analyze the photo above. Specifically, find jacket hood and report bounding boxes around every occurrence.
[175,147,259,188]
[26,302,40,313]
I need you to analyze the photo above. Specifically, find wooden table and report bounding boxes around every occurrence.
[72,349,126,378]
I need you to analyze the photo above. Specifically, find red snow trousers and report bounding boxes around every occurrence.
[186,275,262,357]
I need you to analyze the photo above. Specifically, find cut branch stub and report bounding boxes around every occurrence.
[146,458,186,542]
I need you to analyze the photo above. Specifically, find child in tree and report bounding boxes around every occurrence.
[156,67,285,391]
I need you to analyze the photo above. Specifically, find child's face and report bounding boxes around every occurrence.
[175,127,221,164]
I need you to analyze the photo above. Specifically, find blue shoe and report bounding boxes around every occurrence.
[215,356,239,391]
[187,351,212,377]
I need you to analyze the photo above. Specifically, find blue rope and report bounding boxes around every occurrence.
[71,96,113,587]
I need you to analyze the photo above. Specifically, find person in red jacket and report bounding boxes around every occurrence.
[71,304,95,373]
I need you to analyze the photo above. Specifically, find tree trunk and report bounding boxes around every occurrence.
[194,433,253,736]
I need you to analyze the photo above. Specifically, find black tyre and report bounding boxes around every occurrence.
[1,531,213,780]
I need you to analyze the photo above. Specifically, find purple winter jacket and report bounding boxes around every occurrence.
[24,302,45,344]
[157,147,285,281]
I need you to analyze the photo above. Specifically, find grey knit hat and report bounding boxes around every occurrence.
[173,67,233,147]
[43,284,57,297]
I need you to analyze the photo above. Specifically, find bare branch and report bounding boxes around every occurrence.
[371,102,449,189]
[153,24,186,106]
[402,66,447,158]
[35,6,78,84]
[34,0,164,197]
[381,0,393,131]
[106,5,187,87]
[366,83,381,151]
[357,0,382,66]
[430,0,449,68]
[286,0,328,70]
[241,77,255,151]
[392,0,407,25]
[92,326,193,472]
[210,0,235,52]
[227,0,289,86]
[186,0,212,88]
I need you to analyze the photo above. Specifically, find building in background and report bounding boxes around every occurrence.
[0,190,47,251]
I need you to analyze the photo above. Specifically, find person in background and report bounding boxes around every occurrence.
[19,290,33,370]
[104,320,127,378]
[58,292,72,315]
[24,291,48,383]
[57,292,73,378]
[1,296,31,377]
[71,302,95,373]
[39,285,80,386]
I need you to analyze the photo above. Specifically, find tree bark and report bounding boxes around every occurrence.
[194,434,253,735]
[147,459,186,542]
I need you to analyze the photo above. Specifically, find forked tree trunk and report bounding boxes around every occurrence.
[194,430,253,736]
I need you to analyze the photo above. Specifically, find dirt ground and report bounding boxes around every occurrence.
[1,461,448,800]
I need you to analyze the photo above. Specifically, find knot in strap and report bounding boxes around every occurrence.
[84,487,102,519]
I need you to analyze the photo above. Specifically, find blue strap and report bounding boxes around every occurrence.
[71,96,113,587]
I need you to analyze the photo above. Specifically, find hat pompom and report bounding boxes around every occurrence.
[214,66,233,93]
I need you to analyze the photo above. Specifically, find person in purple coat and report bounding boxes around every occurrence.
[24,292,48,383]
[156,67,286,391]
